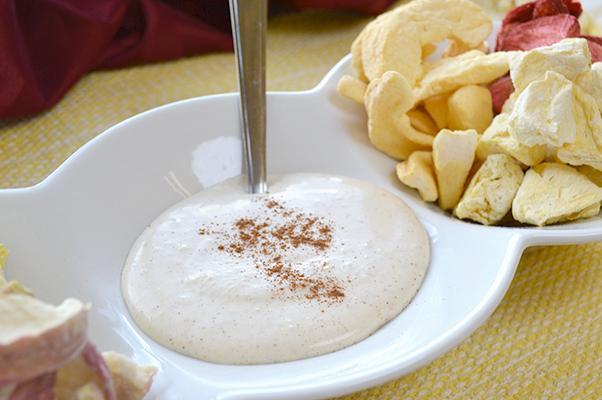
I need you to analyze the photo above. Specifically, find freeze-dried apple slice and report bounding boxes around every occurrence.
[433,129,478,210]
[353,0,492,83]
[447,85,493,133]
[396,151,438,202]
[365,71,432,160]
[0,295,88,382]
[336,75,366,104]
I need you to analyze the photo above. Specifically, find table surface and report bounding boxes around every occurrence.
[1,5,601,400]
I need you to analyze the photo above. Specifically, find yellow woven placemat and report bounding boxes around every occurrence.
[1,8,601,399]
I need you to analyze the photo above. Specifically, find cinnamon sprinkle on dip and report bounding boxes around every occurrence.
[201,198,345,303]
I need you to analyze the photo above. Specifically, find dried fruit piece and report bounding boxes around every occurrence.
[396,151,438,202]
[512,162,602,225]
[455,154,524,225]
[353,0,492,84]
[423,93,449,129]
[0,295,88,382]
[364,71,432,160]
[578,165,602,186]
[584,35,602,58]
[496,0,582,52]
[498,14,581,52]
[408,108,438,135]
[509,71,577,147]
[557,86,602,170]
[477,114,546,166]
[575,62,602,110]
[103,352,157,400]
[447,85,493,133]
[489,75,514,115]
[433,129,478,210]
[442,40,488,58]
[509,38,591,93]
[75,382,105,400]
[0,245,31,296]
[336,75,366,104]
[422,43,437,60]
[415,51,510,101]
[5,372,56,400]
[54,343,117,400]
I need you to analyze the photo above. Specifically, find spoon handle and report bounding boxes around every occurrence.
[229,0,268,194]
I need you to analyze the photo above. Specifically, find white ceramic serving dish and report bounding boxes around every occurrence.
[2,8,602,397]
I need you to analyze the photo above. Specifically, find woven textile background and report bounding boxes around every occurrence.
[1,7,601,399]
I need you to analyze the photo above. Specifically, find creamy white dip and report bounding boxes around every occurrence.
[122,174,429,364]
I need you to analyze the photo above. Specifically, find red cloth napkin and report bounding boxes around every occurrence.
[0,0,393,119]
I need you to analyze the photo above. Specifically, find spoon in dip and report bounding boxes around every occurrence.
[120,0,430,365]
[230,0,268,194]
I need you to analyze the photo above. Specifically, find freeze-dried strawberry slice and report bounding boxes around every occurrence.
[496,0,582,51]
[533,0,569,17]
[498,14,580,51]
[489,75,514,115]
[584,36,602,62]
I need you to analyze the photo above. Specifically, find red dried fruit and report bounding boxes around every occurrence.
[584,37,602,62]
[496,0,582,51]
[489,75,514,115]
[497,14,580,51]
[562,0,583,17]
[533,0,569,18]
[502,1,535,25]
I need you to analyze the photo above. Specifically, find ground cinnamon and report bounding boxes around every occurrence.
[199,198,345,304]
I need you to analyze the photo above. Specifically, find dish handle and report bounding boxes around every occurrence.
[520,225,602,247]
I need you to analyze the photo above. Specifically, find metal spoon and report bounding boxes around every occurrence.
[229,0,268,194]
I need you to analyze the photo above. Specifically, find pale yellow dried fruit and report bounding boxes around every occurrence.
[103,352,157,400]
[0,295,88,382]
[423,93,449,129]
[477,114,546,166]
[501,91,519,114]
[509,38,592,93]
[415,50,511,101]
[455,154,524,225]
[408,108,438,135]
[512,163,602,226]
[354,0,492,84]
[365,71,432,159]
[396,151,438,202]
[447,85,493,133]
[509,71,577,147]
[422,43,437,60]
[0,244,31,296]
[0,244,7,269]
[578,165,602,186]
[433,129,479,210]
[557,86,602,170]
[442,40,488,58]
[575,62,602,111]
[351,32,368,82]
[75,382,105,400]
[336,75,367,104]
